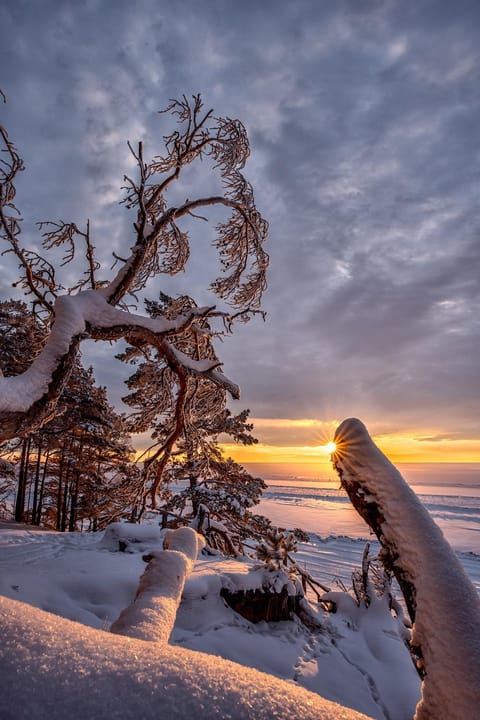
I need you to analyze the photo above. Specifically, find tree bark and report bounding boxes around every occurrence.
[333,418,480,720]
[69,470,79,532]
[14,436,30,522]
[34,449,49,525]
[31,439,42,526]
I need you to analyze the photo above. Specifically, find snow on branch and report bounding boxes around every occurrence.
[0,94,264,444]
[0,291,239,442]
[333,418,480,720]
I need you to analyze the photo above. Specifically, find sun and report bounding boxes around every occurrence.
[320,441,337,453]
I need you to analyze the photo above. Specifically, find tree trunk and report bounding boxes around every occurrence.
[220,586,301,623]
[34,449,49,525]
[69,471,79,532]
[61,473,69,532]
[31,439,42,525]
[333,417,480,720]
[56,443,66,530]
[14,436,30,522]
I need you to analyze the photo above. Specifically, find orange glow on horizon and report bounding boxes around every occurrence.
[217,418,480,465]
[131,418,480,465]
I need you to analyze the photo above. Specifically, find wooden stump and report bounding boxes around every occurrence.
[220,585,302,623]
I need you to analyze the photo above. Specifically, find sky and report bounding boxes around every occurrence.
[1,0,479,466]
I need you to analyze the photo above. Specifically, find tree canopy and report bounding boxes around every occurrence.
[0,94,269,446]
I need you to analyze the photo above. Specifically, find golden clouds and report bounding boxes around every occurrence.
[220,417,480,464]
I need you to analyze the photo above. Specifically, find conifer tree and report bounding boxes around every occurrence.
[120,293,269,550]
[0,300,137,529]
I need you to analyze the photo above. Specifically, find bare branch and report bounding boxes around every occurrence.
[107,95,268,312]
[0,123,55,315]
[0,94,266,462]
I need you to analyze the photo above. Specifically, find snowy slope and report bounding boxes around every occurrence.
[0,521,420,719]
[0,594,373,720]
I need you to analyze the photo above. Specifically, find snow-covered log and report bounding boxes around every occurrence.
[110,527,205,643]
[333,417,480,720]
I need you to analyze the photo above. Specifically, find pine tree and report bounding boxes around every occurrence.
[37,367,138,531]
[120,293,269,551]
[0,300,138,529]
[0,300,47,521]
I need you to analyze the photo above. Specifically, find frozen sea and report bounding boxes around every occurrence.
[246,462,480,555]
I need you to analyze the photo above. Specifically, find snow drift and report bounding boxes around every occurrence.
[0,594,371,720]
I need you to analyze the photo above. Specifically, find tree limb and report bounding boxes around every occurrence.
[333,417,480,719]
[0,291,238,443]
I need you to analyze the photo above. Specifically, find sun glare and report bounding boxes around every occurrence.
[321,441,337,453]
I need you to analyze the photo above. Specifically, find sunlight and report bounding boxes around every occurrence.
[320,441,337,453]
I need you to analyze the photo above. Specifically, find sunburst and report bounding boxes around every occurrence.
[320,440,337,453]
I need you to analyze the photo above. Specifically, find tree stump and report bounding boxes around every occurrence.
[220,585,302,623]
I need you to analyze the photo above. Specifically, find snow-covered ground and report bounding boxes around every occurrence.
[0,519,419,720]
[0,478,479,719]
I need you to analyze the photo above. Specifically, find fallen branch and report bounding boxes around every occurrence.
[110,527,205,643]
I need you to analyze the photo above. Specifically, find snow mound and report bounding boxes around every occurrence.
[0,595,372,720]
[98,521,164,552]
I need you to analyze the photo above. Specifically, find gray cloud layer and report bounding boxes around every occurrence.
[1,0,479,441]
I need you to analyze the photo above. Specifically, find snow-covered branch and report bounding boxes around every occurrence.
[110,527,205,642]
[333,418,480,720]
[0,291,238,443]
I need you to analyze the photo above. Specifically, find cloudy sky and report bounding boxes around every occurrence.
[1,0,479,464]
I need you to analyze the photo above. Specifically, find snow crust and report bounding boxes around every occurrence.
[334,418,480,720]
[0,594,371,720]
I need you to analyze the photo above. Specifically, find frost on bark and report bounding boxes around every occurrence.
[0,95,268,453]
[333,417,480,720]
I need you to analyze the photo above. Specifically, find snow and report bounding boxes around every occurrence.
[333,418,480,720]
[99,520,164,551]
[258,480,480,555]
[1,451,479,719]
[173,555,419,720]
[222,567,298,595]
[0,594,375,720]
[0,518,419,719]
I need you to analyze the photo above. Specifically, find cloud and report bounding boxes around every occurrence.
[1,0,479,456]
